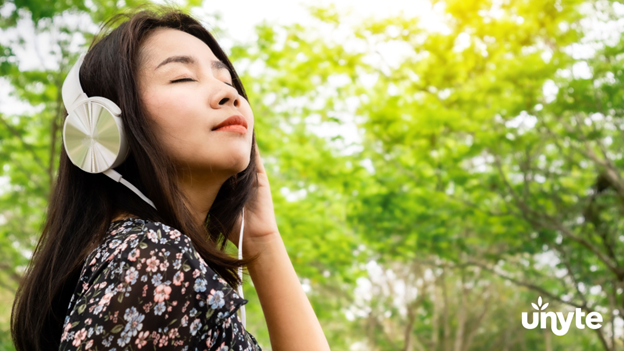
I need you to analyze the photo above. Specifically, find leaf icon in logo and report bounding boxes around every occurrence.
[531,296,545,311]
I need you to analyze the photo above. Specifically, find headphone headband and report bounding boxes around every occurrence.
[62,54,121,115]
[62,54,87,111]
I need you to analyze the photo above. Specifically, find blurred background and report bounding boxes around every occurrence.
[1,0,624,349]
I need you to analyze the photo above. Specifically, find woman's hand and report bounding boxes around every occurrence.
[228,140,280,255]
[228,141,331,350]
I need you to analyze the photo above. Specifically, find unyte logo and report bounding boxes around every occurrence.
[521,296,603,336]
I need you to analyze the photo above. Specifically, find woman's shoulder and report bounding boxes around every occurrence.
[78,217,247,319]
[80,218,226,296]
[83,217,210,275]
[106,217,186,244]
[98,217,198,258]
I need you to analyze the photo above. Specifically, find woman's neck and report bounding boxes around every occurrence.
[110,171,230,226]
[111,212,140,222]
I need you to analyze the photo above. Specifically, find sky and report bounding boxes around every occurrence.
[196,0,430,44]
[0,0,433,115]
[0,0,620,116]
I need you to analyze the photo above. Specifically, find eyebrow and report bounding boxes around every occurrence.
[155,55,230,72]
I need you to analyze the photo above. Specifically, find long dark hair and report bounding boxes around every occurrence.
[11,7,259,351]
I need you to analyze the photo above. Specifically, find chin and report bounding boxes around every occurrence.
[231,155,252,174]
[216,150,251,175]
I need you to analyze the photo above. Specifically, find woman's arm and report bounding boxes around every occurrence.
[233,141,330,350]
[244,233,331,351]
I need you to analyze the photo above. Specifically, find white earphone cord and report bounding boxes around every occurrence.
[103,169,157,210]
[238,207,246,328]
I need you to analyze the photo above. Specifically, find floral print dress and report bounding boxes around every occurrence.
[58,217,262,351]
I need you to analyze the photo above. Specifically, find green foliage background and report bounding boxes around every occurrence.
[1,0,624,350]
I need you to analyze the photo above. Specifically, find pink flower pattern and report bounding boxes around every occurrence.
[58,218,261,351]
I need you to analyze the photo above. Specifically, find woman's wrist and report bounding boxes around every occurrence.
[242,231,282,263]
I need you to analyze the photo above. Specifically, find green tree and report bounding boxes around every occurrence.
[346,0,624,349]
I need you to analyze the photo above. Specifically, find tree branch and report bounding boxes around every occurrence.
[490,150,621,277]
[0,151,47,194]
[463,260,591,311]
[0,114,47,173]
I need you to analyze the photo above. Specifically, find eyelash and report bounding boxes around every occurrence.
[170,78,194,83]
[170,78,234,87]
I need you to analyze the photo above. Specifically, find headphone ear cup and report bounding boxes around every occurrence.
[63,98,128,173]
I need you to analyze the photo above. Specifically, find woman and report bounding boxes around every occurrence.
[10,7,330,351]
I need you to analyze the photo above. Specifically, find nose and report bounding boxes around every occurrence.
[210,82,240,109]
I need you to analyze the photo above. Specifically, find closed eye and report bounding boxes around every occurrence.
[170,78,195,83]
[170,78,234,87]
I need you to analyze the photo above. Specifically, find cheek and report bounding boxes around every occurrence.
[141,88,196,135]
[140,88,210,167]
[239,99,255,130]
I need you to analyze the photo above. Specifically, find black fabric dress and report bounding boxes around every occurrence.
[58,217,262,351]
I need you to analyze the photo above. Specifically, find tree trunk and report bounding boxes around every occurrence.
[442,269,451,351]
[544,328,552,351]
[453,271,467,351]
[431,282,439,351]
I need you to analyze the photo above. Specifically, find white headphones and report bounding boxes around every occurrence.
[61,53,247,327]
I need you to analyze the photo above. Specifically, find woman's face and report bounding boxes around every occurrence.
[137,28,254,177]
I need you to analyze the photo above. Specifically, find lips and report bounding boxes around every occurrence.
[212,115,248,131]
